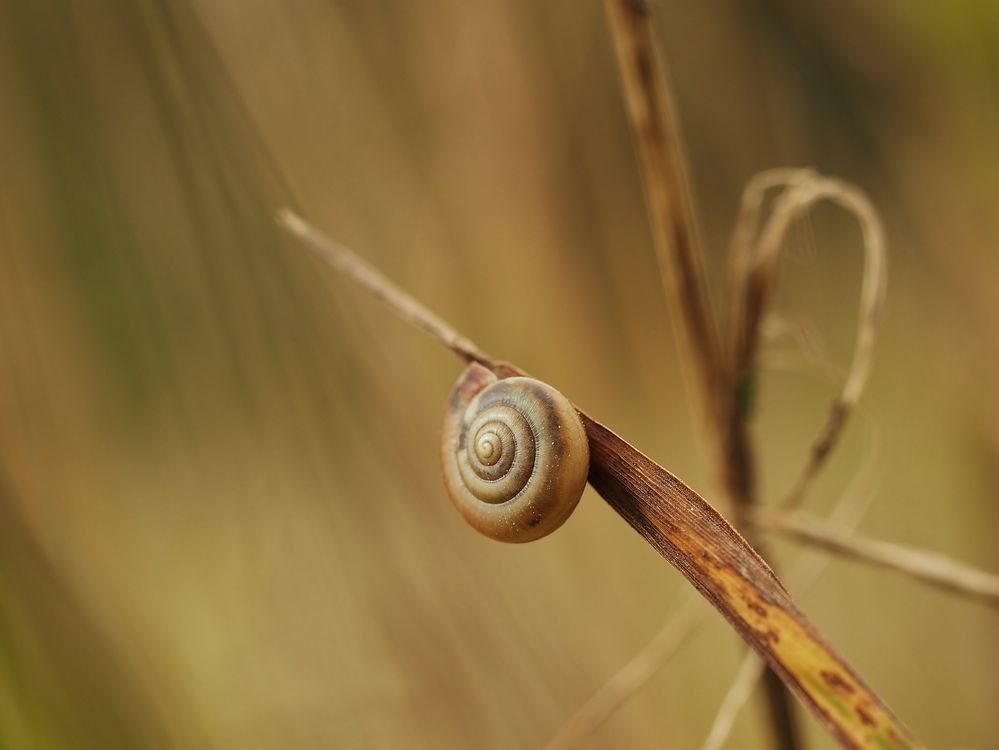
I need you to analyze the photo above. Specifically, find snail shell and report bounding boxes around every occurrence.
[441,363,590,543]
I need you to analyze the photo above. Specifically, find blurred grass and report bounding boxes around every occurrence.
[0,1,997,748]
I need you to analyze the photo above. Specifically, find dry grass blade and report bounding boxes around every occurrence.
[552,425,884,749]
[279,212,922,749]
[729,170,888,511]
[754,511,999,608]
[544,594,705,750]
[583,418,917,750]
[701,444,882,750]
[549,426,880,748]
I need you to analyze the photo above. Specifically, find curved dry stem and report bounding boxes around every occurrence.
[728,168,818,290]
[728,170,887,511]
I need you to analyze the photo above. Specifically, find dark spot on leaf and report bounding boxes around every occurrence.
[856,705,876,727]
[820,670,855,695]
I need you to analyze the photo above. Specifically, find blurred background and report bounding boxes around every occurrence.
[1,1,997,748]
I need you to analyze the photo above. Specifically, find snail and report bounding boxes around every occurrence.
[441,363,590,542]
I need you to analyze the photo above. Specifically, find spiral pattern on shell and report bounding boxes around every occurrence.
[441,363,590,542]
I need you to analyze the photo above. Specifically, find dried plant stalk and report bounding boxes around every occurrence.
[278,210,490,367]
[755,511,999,607]
[601,0,724,429]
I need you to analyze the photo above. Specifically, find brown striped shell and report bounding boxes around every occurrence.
[441,363,589,542]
